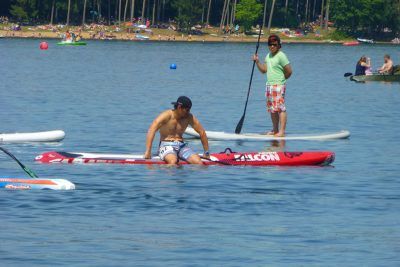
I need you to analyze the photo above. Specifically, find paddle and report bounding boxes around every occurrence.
[200,156,232,166]
[234,26,263,134]
[0,146,39,178]
[344,72,353,77]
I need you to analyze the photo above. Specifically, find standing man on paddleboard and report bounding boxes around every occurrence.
[144,96,210,165]
[253,34,292,137]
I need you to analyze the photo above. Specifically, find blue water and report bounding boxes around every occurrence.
[0,38,399,266]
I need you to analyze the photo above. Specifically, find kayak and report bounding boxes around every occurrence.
[357,38,374,44]
[0,178,75,190]
[135,34,150,40]
[35,150,335,166]
[57,41,87,46]
[0,130,65,143]
[350,74,400,82]
[184,127,350,141]
[343,41,360,46]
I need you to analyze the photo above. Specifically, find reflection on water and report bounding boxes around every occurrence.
[265,140,286,151]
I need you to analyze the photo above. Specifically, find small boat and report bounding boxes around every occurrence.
[57,40,87,46]
[35,150,335,166]
[357,38,374,44]
[0,178,75,190]
[135,34,150,40]
[0,130,65,143]
[343,41,360,46]
[350,74,400,82]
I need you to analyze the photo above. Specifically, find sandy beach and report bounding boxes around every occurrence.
[0,24,346,44]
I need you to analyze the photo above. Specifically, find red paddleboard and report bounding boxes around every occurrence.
[36,149,335,166]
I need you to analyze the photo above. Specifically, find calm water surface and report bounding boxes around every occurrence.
[0,38,399,266]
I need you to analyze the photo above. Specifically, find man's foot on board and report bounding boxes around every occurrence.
[263,131,277,135]
[274,132,285,137]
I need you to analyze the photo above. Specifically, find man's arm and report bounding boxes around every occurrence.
[190,115,209,156]
[283,64,292,79]
[144,111,169,159]
[379,63,387,72]
[253,54,267,73]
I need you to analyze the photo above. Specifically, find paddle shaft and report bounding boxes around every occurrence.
[0,146,39,178]
[200,156,232,166]
[235,27,263,134]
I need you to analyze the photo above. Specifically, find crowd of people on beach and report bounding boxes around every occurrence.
[0,16,9,24]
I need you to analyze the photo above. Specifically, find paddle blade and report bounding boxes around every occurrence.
[344,72,353,77]
[0,146,39,178]
[235,115,245,134]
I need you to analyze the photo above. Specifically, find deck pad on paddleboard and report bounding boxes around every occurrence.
[36,150,335,166]
[0,178,75,190]
[184,127,350,141]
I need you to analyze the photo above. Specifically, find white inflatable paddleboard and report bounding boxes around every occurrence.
[184,127,350,141]
[0,130,65,143]
[0,178,75,190]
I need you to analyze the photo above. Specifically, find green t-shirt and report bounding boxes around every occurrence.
[265,51,290,85]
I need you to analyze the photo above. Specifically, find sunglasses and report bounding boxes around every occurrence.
[178,103,191,111]
[268,43,279,47]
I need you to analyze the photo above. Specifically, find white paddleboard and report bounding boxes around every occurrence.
[0,178,75,190]
[0,130,65,143]
[184,127,350,141]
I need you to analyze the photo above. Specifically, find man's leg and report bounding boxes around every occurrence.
[186,154,204,165]
[163,153,179,165]
[275,111,287,137]
[270,112,280,134]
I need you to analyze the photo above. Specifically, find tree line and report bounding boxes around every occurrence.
[0,0,399,37]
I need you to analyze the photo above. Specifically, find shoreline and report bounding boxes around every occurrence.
[0,28,397,45]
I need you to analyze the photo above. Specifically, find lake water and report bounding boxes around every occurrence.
[0,38,399,266]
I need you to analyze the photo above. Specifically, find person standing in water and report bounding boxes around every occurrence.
[253,34,292,137]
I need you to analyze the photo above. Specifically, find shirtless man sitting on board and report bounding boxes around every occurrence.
[144,96,210,165]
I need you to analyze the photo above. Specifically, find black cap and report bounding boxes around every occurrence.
[171,96,192,109]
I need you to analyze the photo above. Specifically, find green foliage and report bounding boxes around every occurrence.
[331,0,399,37]
[10,0,38,21]
[235,0,263,32]
[326,30,350,41]
[10,5,28,20]
[0,0,399,38]
[171,0,203,32]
